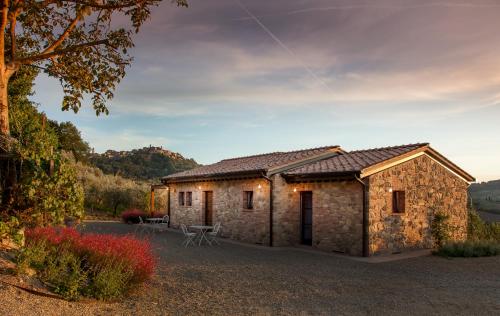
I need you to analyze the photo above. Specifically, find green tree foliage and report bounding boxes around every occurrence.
[0,0,188,135]
[431,212,451,247]
[75,161,158,216]
[16,157,85,226]
[468,209,500,242]
[3,67,84,228]
[90,147,199,181]
[49,120,91,163]
[8,68,58,163]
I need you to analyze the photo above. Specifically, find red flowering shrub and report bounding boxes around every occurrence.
[121,209,146,224]
[76,234,155,283]
[20,226,156,300]
[25,226,80,246]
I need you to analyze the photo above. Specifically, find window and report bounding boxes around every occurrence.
[392,191,405,213]
[243,191,254,210]
[186,192,193,206]
[179,192,185,206]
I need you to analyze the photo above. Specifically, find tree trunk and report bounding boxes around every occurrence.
[0,73,9,136]
[0,73,14,209]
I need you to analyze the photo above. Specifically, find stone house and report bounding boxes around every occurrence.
[161,143,475,256]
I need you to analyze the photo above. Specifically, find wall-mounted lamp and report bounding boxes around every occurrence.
[388,188,393,193]
[258,184,262,189]
[198,186,202,190]
[293,188,297,193]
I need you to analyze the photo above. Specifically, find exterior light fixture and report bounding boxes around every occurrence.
[198,186,202,190]
[388,188,393,193]
[258,184,262,189]
[293,188,297,193]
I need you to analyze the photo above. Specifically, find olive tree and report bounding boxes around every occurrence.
[0,0,188,137]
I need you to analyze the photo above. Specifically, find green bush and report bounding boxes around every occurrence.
[468,209,500,242]
[434,240,500,257]
[43,246,87,301]
[84,259,133,300]
[16,239,49,272]
[433,209,500,258]
[431,212,451,247]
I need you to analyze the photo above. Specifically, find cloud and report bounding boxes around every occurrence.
[94,0,500,119]
[31,0,500,180]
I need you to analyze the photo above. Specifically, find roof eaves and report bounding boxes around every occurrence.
[359,145,476,183]
[282,171,359,182]
[162,169,266,183]
[359,145,429,178]
[424,147,476,182]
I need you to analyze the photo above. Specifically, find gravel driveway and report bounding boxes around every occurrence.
[1,221,499,315]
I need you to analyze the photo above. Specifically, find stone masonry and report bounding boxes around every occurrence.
[367,154,468,255]
[273,175,364,255]
[169,179,270,245]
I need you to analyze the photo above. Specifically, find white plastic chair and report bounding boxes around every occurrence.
[207,222,221,245]
[181,224,196,247]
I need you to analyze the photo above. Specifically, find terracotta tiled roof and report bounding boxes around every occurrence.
[283,143,429,176]
[163,146,341,181]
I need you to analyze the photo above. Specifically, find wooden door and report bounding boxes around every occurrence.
[204,191,213,226]
[301,191,313,245]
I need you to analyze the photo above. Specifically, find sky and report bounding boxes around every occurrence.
[32,0,500,182]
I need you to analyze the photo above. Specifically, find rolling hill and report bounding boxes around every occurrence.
[469,180,500,215]
[90,146,200,181]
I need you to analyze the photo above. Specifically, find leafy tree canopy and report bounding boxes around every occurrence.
[49,120,91,163]
[4,66,84,227]
[0,0,188,135]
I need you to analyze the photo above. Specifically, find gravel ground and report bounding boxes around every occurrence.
[1,221,499,316]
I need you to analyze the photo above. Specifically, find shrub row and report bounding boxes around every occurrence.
[433,209,500,258]
[468,210,500,242]
[434,240,500,257]
[18,227,155,300]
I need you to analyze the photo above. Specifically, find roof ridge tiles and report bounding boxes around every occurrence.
[219,145,340,162]
[347,143,429,154]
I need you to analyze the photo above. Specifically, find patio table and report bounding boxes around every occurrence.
[145,217,164,224]
[189,225,214,246]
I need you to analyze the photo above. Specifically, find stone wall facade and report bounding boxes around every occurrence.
[273,176,364,255]
[168,154,468,256]
[169,179,271,245]
[367,154,468,255]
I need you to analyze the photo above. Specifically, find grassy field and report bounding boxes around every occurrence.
[469,180,500,215]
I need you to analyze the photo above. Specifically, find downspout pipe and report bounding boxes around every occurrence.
[167,185,171,228]
[262,173,273,247]
[355,175,370,257]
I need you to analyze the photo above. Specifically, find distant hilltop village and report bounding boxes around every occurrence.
[102,146,186,160]
[91,146,200,181]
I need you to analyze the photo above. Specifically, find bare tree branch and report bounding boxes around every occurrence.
[41,10,81,55]
[42,0,149,10]
[8,6,21,62]
[18,39,110,64]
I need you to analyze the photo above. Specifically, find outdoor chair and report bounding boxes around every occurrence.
[181,224,196,247]
[156,215,170,232]
[207,222,221,245]
[134,216,152,236]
